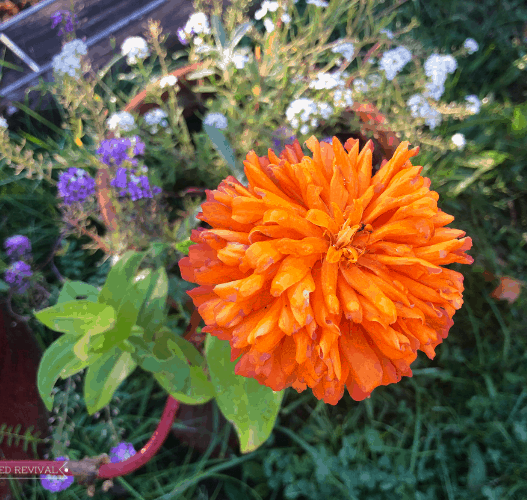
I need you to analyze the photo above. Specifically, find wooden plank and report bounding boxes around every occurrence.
[0,0,196,112]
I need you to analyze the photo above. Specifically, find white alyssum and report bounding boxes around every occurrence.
[143,108,169,134]
[159,75,178,88]
[285,98,333,134]
[424,54,457,85]
[184,12,211,35]
[281,13,291,23]
[333,88,354,109]
[255,1,279,20]
[52,39,88,79]
[367,73,382,88]
[424,81,445,101]
[353,78,368,93]
[465,95,481,114]
[306,0,329,6]
[6,105,17,116]
[0,116,7,128]
[331,41,355,63]
[232,50,250,69]
[451,133,466,150]
[263,18,275,33]
[406,94,442,130]
[309,71,347,90]
[379,47,412,81]
[380,28,394,39]
[463,38,479,54]
[203,112,228,130]
[121,37,150,65]
[106,111,135,136]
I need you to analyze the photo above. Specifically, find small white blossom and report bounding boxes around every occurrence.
[367,73,382,88]
[317,102,333,120]
[331,41,355,63]
[255,1,279,20]
[281,13,291,23]
[203,112,228,130]
[52,52,82,78]
[263,17,275,33]
[309,71,346,90]
[106,111,135,135]
[121,37,150,65]
[0,116,8,128]
[232,50,250,69]
[464,38,479,54]
[143,108,169,134]
[194,37,203,46]
[333,88,354,108]
[159,75,178,88]
[424,108,442,130]
[451,133,466,150]
[407,94,442,130]
[300,124,309,135]
[184,12,211,35]
[424,54,457,85]
[353,78,368,93]
[424,81,445,101]
[285,98,333,131]
[465,95,481,114]
[6,106,17,116]
[63,39,88,56]
[380,28,394,39]
[306,0,328,6]
[379,47,412,81]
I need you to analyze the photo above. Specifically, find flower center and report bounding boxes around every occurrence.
[325,219,373,266]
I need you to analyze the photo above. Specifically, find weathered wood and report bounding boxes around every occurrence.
[0,0,198,113]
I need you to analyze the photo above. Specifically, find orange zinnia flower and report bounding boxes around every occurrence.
[179,136,473,405]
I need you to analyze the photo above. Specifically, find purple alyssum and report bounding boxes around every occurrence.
[110,168,162,201]
[97,136,145,167]
[109,442,137,463]
[40,456,74,492]
[4,235,32,261]
[51,10,78,36]
[4,261,33,294]
[57,167,96,205]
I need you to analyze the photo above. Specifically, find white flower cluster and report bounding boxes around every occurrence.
[463,38,479,54]
[285,98,333,135]
[0,116,7,128]
[160,75,178,88]
[353,78,368,93]
[106,111,135,136]
[451,133,466,150]
[379,46,412,81]
[307,70,354,110]
[379,28,394,39]
[181,11,211,44]
[203,112,228,130]
[121,37,150,65]
[465,94,481,114]
[407,94,442,130]
[143,108,169,134]
[331,41,355,63]
[306,0,328,6]
[52,39,88,79]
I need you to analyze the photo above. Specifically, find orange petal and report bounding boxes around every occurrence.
[337,276,362,322]
[270,254,320,296]
[247,297,283,343]
[231,197,267,223]
[244,240,283,272]
[321,258,340,315]
[263,208,326,238]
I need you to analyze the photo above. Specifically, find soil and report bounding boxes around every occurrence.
[0,0,42,23]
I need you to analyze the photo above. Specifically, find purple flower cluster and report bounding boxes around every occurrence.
[272,126,296,152]
[96,136,145,167]
[4,235,31,260]
[111,168,162,201]
[51,10,78,36]
[57,167,96,205]
[40,456,74,492]
[4,261,33,294]
[109,442,137,463]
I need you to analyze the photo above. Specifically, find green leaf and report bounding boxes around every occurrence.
[154,365,215,405]
[0,280,9,292]
[511,105,527,135]
[211,14,227,49]
[97,250,146,310]
[174,239,196,256]
[93,268,153,353]
[467,442,487,489]
[169,335,205,367]
[136,268,168,342]
[56,280,100,304]
[34,300,116,337]
[203,124,245,179]
[228,22,253,50]
[37,336,84,411]
[83,348,137,415]
[205,335,284,453]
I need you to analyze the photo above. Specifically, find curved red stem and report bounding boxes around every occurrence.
[1,396,179,479]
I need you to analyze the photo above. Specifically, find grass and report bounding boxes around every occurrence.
[1,0,527,498]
